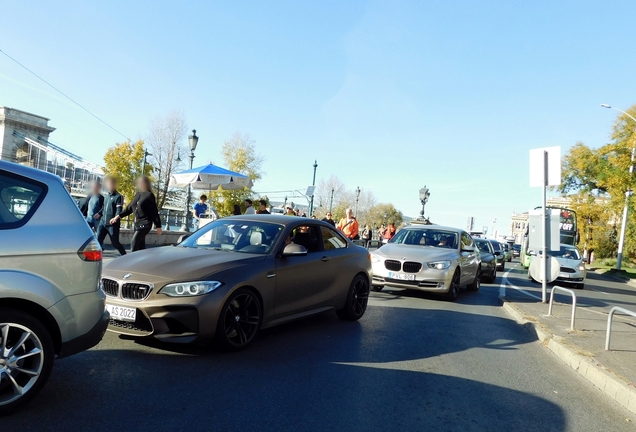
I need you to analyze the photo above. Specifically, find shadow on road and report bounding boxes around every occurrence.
[2,307,568,431]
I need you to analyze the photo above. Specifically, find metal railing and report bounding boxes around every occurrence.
[548,286,578,330]
[605,306,636,351]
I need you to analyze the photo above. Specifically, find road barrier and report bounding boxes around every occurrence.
[548,286,577,330]
[605,306,636,351]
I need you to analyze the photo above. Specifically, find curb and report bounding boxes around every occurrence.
[501,300,636,415]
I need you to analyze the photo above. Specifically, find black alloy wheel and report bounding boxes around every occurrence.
[445,271,461,301]
[216,288,262,351]
[336,275,370,321]
[467,268,481,291]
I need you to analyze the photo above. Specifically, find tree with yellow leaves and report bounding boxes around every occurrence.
[103,140,150,205]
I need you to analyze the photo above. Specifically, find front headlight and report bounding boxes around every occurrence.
[159,281,223,297]
[371,253,383,264]
[577,264,586,271]
[427,260,451,270]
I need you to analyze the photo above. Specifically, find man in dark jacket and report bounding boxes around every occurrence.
[96,176,126,256]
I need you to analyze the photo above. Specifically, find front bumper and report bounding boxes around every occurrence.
[555,269,586,285]
[371,263,454,293]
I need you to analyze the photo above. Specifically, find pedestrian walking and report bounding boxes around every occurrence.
[84,181,103,231]
[244,199,256,215]
[285,205,295,216]
[192,194,208,229]
[383,223,396,243]
[337,208,359,240]
[96,176,126,256]
[110,176,162,252]
[322,212,336,227]
[256,199,270,214]
[362,225,373,248]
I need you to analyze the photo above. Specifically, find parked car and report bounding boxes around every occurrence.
[0,161,108,415]
[371,225,481,301]
[474,238,497,283]
[502,243,512,262]
[102,215,371,350]
[530,245,586,289]
[489,240,506,271]
[512,244,521,258]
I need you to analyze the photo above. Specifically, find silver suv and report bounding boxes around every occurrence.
[0,161,108,414]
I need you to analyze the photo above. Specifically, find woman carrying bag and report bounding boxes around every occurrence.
[110,176,162,252]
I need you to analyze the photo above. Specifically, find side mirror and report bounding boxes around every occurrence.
[582,258,588,263]
[282,244,308,257]
[177,233,191,244]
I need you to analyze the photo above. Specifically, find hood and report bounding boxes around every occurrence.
[554,256,582,268]
[374,244,458,262]
[104,246,266,283]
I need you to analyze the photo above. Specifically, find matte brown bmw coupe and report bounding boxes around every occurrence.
[102,215,371,350]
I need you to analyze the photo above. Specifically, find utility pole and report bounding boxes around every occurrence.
[355,186,361,217]
[309,160,318,216]
[329,188,335,213]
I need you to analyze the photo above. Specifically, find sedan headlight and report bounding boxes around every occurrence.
[159,281,223,297]
[371,253,383,264]
[577,264,586,271]
[427,261,451,270]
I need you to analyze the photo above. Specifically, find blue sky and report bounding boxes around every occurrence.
[2,0,635,234]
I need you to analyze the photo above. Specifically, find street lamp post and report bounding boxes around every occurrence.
[419,186,431,218]
[491,218,497,239]
[601,104,636,270]
[355,186,361,217]
[180,129,199,232]
[309,160,318,216]
[141,148,152,176]
[329,188,335,213]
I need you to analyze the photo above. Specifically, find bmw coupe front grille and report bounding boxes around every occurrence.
[121,283,152,300]
[403,262,422,273]
[384,260,402,271]
[102,278,119,297]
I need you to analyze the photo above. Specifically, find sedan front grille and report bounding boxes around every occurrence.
[109,313,153,333]
[403,261,422,273]
[560,267,576,273]
[102,278,119,297]
[121,283,152,300]
[384,260,402,271]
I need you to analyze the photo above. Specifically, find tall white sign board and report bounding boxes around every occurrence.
[529,146,561,187]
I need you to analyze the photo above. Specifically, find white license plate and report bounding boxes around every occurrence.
[388,272,415,281]
[105,304,137,322]
[558,273,571,278]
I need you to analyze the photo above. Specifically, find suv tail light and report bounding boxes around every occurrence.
[78,238,102,262]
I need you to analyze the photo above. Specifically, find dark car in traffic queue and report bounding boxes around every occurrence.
[102,215,371,350]
[474,238,497,283]
[512,244,521,258]
[488,240,506,271]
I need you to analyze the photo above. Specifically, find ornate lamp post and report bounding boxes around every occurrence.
[419,186,430,218]
[355,186,361,216]
[141,148,152,176]
[309,160,318,216]
[180,129,199,232]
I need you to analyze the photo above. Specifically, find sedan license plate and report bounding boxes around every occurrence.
[388,272,415,281]
[105,304,137,322]
[558,273,571,279]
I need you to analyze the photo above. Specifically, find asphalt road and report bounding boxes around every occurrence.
[3,264,634,431]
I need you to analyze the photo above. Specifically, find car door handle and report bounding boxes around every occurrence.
[266,272,276,278]
[321,256,330,262]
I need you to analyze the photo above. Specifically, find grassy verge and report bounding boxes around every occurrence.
[591,261,636,279]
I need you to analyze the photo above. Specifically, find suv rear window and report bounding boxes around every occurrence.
[0,170,47,229]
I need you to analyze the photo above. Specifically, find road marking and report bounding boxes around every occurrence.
[587,286,610,296]
[499,269,542,301]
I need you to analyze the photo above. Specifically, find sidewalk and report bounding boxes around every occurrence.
[500,265,636,414]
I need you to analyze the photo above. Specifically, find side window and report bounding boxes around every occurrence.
[461,232,473,249]
[321,226,347,250]
[292,225,322,253]
[0,171,46,230]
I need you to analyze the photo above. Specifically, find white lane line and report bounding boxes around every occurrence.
[587,286,610,296]
[499,268,542,301]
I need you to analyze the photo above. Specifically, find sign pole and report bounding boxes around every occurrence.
[542,150,548,303]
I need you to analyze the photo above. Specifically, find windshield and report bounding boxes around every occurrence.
[538,246,581,260]
[475,240,491,254]
[180,219,284,254]
[390,228,458,249]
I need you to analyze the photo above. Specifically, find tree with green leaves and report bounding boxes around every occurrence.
[102,140,149,204]
[208,133,264,216]
[559,103,636,259]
